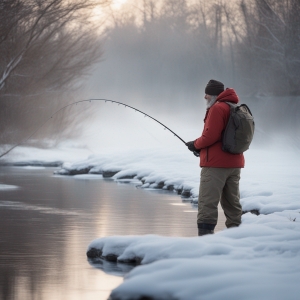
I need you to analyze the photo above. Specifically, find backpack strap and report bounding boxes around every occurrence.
[225,101,238,109]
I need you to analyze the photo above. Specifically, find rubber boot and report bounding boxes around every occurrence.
[198,228,214,236]
[197,223,216,236]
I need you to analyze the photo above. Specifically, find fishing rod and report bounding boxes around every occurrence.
[0,98,199,159]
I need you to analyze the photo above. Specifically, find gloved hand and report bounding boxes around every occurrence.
[193,150,200,157]
[186,141,197,152]
[186,141,200,157]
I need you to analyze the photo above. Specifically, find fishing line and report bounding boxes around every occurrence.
[0,98,188,159]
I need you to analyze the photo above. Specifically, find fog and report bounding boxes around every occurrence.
[79,0,300,152]
[0,0,105,147]
[1,0,299,154]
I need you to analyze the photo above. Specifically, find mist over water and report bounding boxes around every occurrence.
[81,11,300,152]
[0,0,299,151]
[1,2,299,299]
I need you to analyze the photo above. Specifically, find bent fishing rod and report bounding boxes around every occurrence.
[0,98,199,159]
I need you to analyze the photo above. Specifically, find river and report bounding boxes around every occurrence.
[0,166,225,300]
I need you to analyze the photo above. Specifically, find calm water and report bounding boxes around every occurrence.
[0,166,225,300]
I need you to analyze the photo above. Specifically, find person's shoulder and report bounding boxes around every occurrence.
[212,102,230,113]
[216,101,230,108]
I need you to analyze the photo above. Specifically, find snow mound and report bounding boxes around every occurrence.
[0,184,19,190]
[56,147,300,214]
[88,211,300,300]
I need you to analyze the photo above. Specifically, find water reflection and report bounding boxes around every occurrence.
[0,166,225,300]
[88,259,135,277]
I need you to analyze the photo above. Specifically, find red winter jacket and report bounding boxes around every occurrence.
[194,88,245,168]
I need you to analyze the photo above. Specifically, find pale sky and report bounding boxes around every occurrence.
[111,0,128,10]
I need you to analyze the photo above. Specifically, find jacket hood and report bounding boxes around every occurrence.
[216,88,239,104]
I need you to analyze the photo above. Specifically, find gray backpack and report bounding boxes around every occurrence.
[222,102,255,154]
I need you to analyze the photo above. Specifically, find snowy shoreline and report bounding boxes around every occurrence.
[53,146,300,215]
[58,146,300,300]
[2,145,300,299]
[54,158,261,215]
[87,210,300,300]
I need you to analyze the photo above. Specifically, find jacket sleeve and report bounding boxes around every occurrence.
[194,105,227,149]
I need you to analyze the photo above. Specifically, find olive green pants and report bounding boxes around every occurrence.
[197,167,242,228]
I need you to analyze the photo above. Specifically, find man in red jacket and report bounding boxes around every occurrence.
[186,79,244,236]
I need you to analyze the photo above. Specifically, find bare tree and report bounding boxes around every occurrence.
[0,0,105,90]
[0,0,109,145]
[237,0,300,95]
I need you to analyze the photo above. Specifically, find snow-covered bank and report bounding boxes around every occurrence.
[76,146,300,299]
[88,210,300,264]
[0,184,19,190]
[54,147,199,198]
[87,210,300,300]
[0,143,92,166]
[1,144,300,299]
[54,147,300,215]
[2,143,299,215]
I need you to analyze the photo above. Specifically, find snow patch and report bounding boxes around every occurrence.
[88,211,300,300]
[54,148,300,215]
[18,166,46,170]
[0,184,19,190]
[1,144,300,299]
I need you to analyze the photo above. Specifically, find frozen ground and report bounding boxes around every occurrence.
[1,143,300,299]
[88,210,300,300]
[0,142,92,166]
[53,145,300,215]
[0,184,19,190]
[80,146,299,299]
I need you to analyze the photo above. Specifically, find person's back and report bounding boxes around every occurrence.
[195,88,244,168]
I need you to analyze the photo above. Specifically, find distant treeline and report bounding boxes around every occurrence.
[1,0,300,147]
[99,0,300,98]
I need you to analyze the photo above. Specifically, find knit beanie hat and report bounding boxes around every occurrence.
[205,79,224,96]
